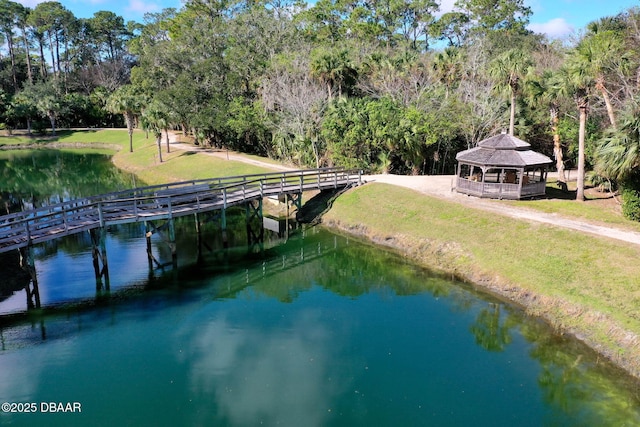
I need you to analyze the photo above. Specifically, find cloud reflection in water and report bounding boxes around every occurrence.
[176,308,347,426]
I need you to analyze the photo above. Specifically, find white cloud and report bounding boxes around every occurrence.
[17,0,45,7]
[437,0,457,16]
[528,18,575,39]
[127,0,161,15]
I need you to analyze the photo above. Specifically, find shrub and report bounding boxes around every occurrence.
[621,172,640,221]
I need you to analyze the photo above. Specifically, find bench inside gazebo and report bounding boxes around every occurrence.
[455,133,552,200]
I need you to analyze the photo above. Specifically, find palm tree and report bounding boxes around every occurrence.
[432,46,464,99]
[595,110,640,182]
[595,110,640,220]
[310,47,357,100]
[527,69,567,185]
[560,61,593,201]
[574,29,627,129]
[106,85,145,153]
[141,101,170,163]
[488,48,533,136]
[21,81,61,135]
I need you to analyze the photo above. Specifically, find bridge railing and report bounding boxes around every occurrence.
[0,168,361,253]
[80,167,357,203]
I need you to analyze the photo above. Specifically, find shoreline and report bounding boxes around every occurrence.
[0,142,121,151]
[3,134,640,381]
[321,184,640,381]
[322,216,640,380]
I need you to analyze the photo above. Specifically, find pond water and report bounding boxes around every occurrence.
[1,150,640,426]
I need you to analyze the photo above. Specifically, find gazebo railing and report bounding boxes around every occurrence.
[456,178,483,195]
[520,181,546,197]
[456,177,546,199]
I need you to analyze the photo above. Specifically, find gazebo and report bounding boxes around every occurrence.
[455,133,552,200]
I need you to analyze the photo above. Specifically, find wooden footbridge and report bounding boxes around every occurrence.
[0,167,361,310]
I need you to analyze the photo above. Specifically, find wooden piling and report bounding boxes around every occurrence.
[19,246,40,309]
[90,228,110,292]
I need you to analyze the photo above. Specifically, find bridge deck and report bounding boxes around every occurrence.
[0,168,361,254]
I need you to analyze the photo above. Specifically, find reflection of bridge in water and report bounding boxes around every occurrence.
[0,168,361,310]
[215,231,343,300]
[0,230,348,342]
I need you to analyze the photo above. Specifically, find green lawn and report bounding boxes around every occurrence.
[500,180,640,232]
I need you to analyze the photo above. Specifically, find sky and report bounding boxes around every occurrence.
[13,0,640,41]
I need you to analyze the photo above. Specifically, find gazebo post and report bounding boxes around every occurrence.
[480,166,487,197]
[517,168,524,199]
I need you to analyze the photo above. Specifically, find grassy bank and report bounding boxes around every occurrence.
[4,129,640,377]
[109,134,272,185]
[323,183,640,377]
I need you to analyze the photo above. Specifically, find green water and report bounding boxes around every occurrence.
[0,149,136,208]
[1,150,640,426]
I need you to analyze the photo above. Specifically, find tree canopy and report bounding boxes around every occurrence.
[2,0,640,211]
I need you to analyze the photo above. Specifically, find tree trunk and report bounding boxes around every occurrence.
[21,27,33,84]
[63,34,70,93]
[596,78,616,129]
[125,112,135,152]
[311,137,319,168]
[577,104,587,201]
[38,38,47,78]
[47,31,56,76]
[509,90,516,136]
[108,35,115,62]
[550,105,565,183]
[165,128,170,153]
[7,35,18,91]
[48,111,56,136]
[54,31,62,76]
[156,135,163,163]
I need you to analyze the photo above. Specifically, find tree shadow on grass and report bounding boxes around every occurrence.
[544,184,577,200]
[542,182,617,202]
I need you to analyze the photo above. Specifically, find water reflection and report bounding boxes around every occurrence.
[470,304,514,352]
[1,229,640,425]
[0,149,138,307]
[177,310,343,425]
[0,149,135,207]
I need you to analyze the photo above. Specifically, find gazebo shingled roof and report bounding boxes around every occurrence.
[455,133,552,168]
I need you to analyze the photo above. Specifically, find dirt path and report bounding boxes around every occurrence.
[167,135,640,246]
[169,135,296,172]
[365,174,640,246]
